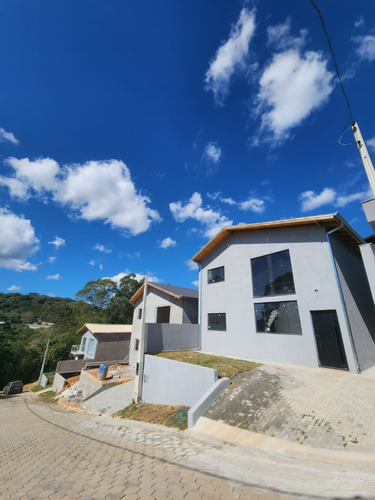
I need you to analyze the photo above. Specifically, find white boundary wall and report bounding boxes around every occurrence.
[142,355,217,406]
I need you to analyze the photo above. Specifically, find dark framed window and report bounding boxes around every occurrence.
[251,250,295,297]
[208,266,225,284]
[254,301,302,335]
[138,308,142,320]
[208,313,226,331]
[156,306,170,323]
[135,339,140,351]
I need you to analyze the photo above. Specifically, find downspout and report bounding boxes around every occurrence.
[326,220,361,373]
[198,264,202,350]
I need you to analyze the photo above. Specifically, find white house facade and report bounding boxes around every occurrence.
[129,283,199,367]
[192,213,375,374]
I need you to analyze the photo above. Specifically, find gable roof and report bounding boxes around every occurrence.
[192,213,364,263]
[77,323,132,335]
[130,282,199,304]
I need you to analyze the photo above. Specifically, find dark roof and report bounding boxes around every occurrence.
[130,282,198,304]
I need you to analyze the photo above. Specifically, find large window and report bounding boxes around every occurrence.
[254,301,302,335]
[208,266,225,284]
[208,313,226,331]
[251,250,295,297]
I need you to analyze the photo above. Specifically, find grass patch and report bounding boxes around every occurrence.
[38,390,57,404]
[29,374,54,393]
[114,402,189,430]
[156,350,259,379]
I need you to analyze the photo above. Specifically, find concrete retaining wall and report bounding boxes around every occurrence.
[52,372,67,393]
[142,355,217,406]
[188,377,230,428]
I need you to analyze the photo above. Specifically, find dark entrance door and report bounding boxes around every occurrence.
[311,310,348,370]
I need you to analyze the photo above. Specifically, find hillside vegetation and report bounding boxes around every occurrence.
[0,274,142,388]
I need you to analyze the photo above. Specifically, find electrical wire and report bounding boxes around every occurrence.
[310,0,355,145]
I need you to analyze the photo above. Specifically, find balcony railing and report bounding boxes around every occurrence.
[71,344,84,354]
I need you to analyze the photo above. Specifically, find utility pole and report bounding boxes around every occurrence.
[38,334,50,386]
[134,276,148,403]
[352,121,375,199]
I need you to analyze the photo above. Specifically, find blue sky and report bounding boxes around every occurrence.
[0,0,374,299]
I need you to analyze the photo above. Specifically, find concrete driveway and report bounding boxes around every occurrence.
[194,363,375,460]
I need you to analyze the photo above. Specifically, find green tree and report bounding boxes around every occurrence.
[105,274,144,324]
[75,279,118,310]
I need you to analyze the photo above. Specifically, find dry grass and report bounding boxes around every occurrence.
[156,350,259,379]
[113,403,189,430]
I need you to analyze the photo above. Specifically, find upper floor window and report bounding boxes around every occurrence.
[251,250,295,298]
[208,266,225,284]
[138,308,142,320]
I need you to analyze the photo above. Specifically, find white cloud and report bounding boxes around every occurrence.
[48,236,66,249]
[366,138,375,153]
[1,158,160,235]
[2,157,59,199]
[299,187,370,212]
[89,260,96,266]
[202,142,222,164]
[170,192,233,238]
[48,256,56,263]
[108,271,160,286]
[267,18,308,51]
[255,49,334,143]
[299,188,336,212]
[239,197,265,213]
[191,280,199,288]
[0,208,39,271]
[159,237,177,249]
[336,190,371,207]
[7,285,21,292]
[221,197,236,205]
[353,35,375,61]
[186,260,198,271]
[47,273,61,280]
[0,128,19,145]
[205,8,256,105]
[354,17,365,29]
[94,244,112,253]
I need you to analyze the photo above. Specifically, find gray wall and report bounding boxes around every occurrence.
[199,225,359,372]
[142,354,218,406]
[95,333,131,360]
[145,323,199,353]
[331,234,375,371]
[129,287,198,366]
[360,243,375,307]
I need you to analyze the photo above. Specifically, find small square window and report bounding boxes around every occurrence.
[208,266,225,284]
[208,313,226,331]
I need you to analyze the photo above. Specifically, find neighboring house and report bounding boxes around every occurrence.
[71,323,132,360]
[56,323,132,375]
[192,213,375,374]
[129,283,199,366]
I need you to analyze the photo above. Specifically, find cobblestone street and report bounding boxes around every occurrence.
[1,393,375,499]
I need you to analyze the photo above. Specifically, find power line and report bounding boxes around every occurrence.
[310,0,354,145]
